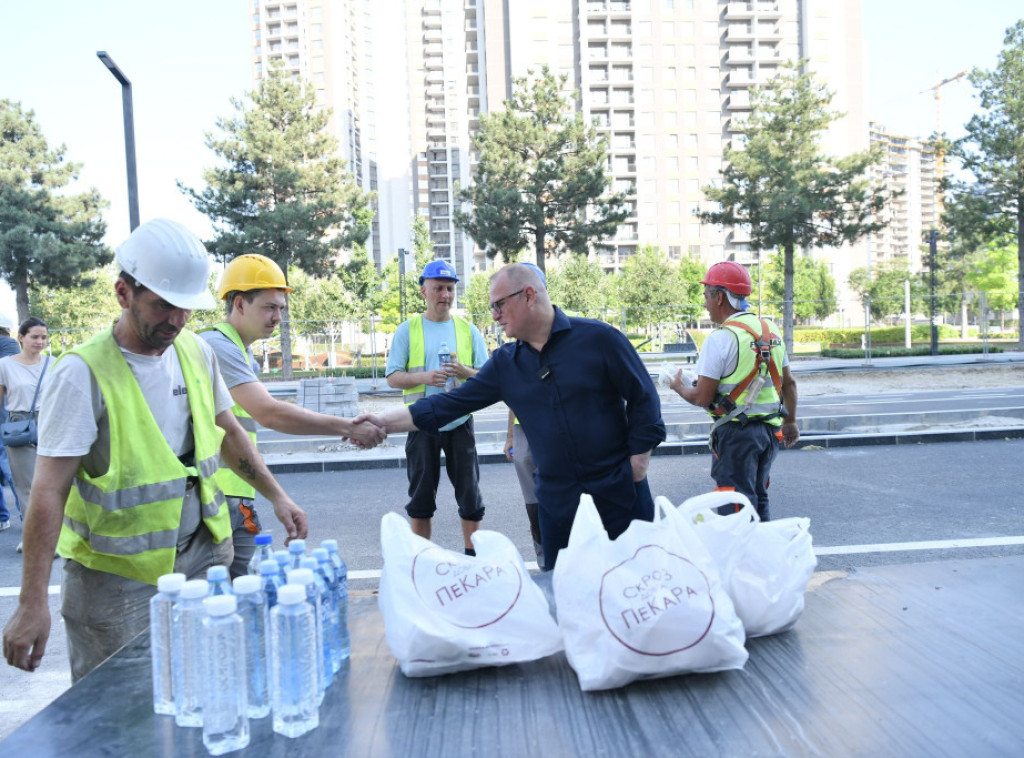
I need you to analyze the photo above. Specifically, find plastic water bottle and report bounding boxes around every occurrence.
[273,549,291,573]
[438,341,456,391]
[287,539,307,569]
[173,579,210,727]
[207,565,233,596]
[322,539,350,660]
[286,568,325,703]
[301,556,336,683]
[233,575,270,719]
[247,532,274,576]
[259,559,285,609]
[311,548,341,674]
[270,584,320,738]
[150,572,186,715]
[201,595,249,755]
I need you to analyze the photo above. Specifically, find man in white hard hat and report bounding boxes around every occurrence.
[2,218,308,682]
[201,253,386,577]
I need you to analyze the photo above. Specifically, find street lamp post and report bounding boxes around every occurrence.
[96,51,140,231]
[397,248,409,324]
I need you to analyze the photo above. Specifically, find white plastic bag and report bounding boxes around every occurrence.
[679,491,817,637]
[553,495,747,691]
[378,512,563,677]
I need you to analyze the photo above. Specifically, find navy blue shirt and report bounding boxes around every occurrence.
[410,308,666,509]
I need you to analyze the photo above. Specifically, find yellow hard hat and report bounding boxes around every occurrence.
[218,254,293,300]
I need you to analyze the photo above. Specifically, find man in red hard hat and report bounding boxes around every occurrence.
[670,262,799,519]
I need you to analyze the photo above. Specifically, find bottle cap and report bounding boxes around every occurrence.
[254,532,273,546]
[299,557,318,571]
[311,548,329,562]
[157,573,187,594]
[206,565,229,582]
[204,595,238,617]
[288,539,306,555]
[277,584,306,606]
[320,539,338,552]
[180,579,210,600]
[233,575,261,595]
[286,568,315,586]
[259,559,281,575]
[273,550,290,565]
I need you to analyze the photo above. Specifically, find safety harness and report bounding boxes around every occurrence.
[708,316,784,432]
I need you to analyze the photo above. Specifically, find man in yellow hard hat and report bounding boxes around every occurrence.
[2,219,307,681]
[201,253,386,576]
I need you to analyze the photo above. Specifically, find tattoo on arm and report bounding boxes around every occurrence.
[236,457,257,482]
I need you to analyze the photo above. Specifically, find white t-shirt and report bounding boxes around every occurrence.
[0,356,52,413]
[696,313,790,382]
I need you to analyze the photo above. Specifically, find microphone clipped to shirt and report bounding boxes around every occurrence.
[536,366,551,382]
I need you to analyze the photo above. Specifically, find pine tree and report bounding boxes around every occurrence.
[455,66,627,274]
[181,64,373,378]
[1,100,110,322]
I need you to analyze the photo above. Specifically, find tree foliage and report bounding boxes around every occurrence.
[761,251,837,321]
[0,100,111,322]
[948,21,1024,347]
[455,66,627,273]
[964,235,1019,316]
[547,253,608,315]
[700,63,886,354]
[848,263,921,322]
[28,265,120,350]
[615,245,685,329]
[181,64,374,377]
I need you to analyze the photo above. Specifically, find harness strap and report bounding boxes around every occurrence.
[709,317,783,418]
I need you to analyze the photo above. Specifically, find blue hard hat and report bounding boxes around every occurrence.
[520,261,546,286]
[419,259,459,285]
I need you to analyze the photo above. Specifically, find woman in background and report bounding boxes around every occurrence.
[0,318,51,552]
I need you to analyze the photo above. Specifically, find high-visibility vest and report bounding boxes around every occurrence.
[708,312,786,427]
[402,314,474,405]
[202,322,257,499]
[56,328,230,586]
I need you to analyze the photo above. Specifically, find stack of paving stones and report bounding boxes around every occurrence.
[296,377,360,417]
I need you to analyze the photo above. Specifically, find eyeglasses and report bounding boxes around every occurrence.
[489,288,525,315]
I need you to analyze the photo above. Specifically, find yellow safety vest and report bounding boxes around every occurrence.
[402,314,474,405]
[202,322,258,499]
[57,329,230,585]
[709,313,786,427]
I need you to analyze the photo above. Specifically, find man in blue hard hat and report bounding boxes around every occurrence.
[385,259,489,554]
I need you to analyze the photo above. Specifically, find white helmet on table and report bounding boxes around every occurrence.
[115,219,216,310]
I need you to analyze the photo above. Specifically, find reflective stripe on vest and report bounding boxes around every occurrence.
[710,313,786,426]
[202,322,258,499]
[56,329,230,586]
[402,314,474,405]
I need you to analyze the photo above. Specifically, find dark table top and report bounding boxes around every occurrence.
[3,556,1023,758]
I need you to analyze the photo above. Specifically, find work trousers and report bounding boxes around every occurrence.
[710,419,779,521]
[404,417,485,522]
[226,495,263,579]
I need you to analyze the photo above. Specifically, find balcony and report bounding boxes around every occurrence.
[727,47,755,64]
[726,24,754,42]
[727,69,755,88]
[724,2,754,19]
[727,91,751,110]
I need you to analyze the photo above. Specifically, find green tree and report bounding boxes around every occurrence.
[463,271,493,332]
[378,246,432,332]
[28,265,120,350]
[675,254,708,324]
[965,235,1019,328]
[849,263,919,322]
[761,251,837,322]
[615,245,684,331]
[700,63,886,355]
[181,64,374,378]
[547,253,608,316]
[1,100,110,321]
[455,66,627,274]
[949,21,1024,348]
[338,244,383,323]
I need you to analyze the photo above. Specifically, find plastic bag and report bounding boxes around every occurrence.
[377,512,563,677]
[679,491,817,637]
[553,495,747,691]
[656,362,696,388]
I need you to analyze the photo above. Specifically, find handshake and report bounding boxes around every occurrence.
[342,415,388,450]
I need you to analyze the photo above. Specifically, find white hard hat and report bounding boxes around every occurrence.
[115,219,216,310]
[0,313,13,331]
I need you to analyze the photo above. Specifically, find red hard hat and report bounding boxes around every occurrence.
[700,262,751,296]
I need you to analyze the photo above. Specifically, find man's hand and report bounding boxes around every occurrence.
[504,436,514,462]
[425,369,449,388]
[630,450,652,482]
[345,419,386,449]
[3,599,51,673]
[779,421,800,449]
[271,495,308,545]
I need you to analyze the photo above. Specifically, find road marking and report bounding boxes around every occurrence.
[3,539,1022,595]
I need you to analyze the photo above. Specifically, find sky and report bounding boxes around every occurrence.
[1,0,1022,314]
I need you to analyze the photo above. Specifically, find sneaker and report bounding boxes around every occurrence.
[0,520,9,531]
[464,547,476,557]
[16,541,22,553]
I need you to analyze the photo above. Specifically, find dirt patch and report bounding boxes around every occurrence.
[795,363,1022,396]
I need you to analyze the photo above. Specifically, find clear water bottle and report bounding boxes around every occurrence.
[150,572,186,715]
[247,532,274,575]
[207,565,233,596]
[286,568,325,703]
[232,575,270,719]
[301,556,336,684]
[259,559,285,610]
[201,595,250,755]
[173,579,210,728]
[311,548,341,674]
[270,584,320,739]
[273,549,291,573]
[438,341,456,391]
[322,539,350,660]
[287,539,307,570]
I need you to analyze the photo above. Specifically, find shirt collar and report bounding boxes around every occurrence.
[512,306,571,356]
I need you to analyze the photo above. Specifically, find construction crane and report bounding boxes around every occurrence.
[919,70,967,190]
